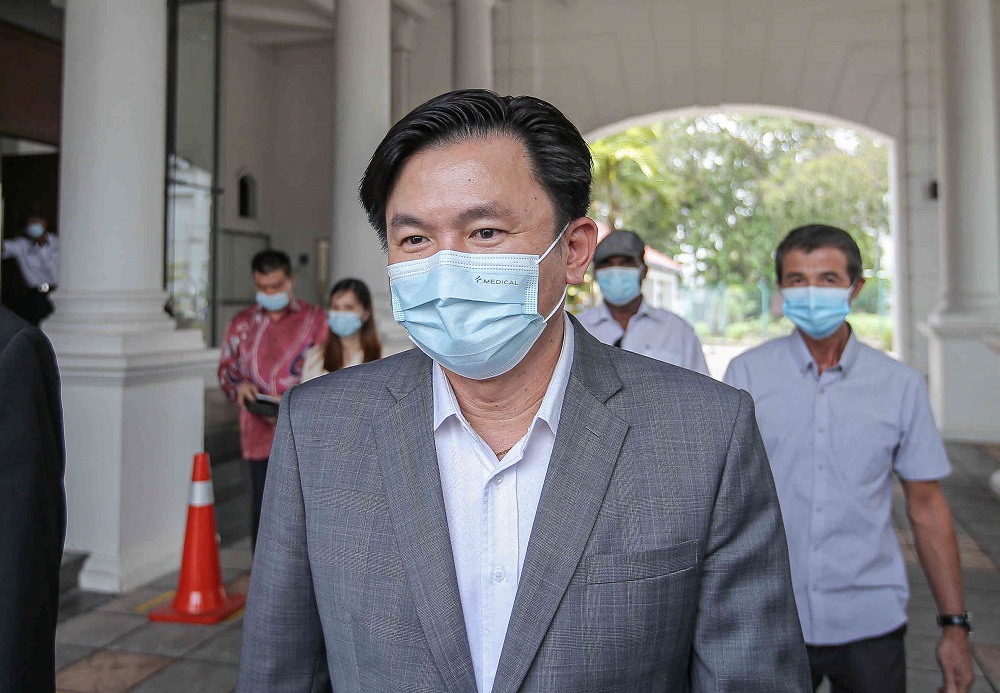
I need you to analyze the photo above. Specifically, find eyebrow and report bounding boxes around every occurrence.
[387,203,515,234]
[387,212,429,232]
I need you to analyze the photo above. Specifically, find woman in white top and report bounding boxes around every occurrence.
[301,278,382,382]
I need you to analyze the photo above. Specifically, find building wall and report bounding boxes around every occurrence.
[221,31,337,309]
[268,41,336,306]
[221,26,272,236]
[408,0,455,112]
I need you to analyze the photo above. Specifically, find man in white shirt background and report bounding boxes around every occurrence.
[1,214,59,325]
[577,229,709,375]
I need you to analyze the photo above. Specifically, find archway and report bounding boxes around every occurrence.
[580,106,900,378]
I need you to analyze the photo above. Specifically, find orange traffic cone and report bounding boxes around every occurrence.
[149,452,246,624]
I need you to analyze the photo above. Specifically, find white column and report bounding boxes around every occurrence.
[920,0,1000,442]
[332,0,408,351]
[453,0,495,89]
[46,0,214,592]
[392,10,420,122]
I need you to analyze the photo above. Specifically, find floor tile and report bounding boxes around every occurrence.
[224,571,251,596]
[219,544,252,571]
[55,643,96,671]
[149,566,243,590]
[974,643,1000,684]
[98,588,174,616]
[59,590,115,623]
[130,659,238,692]
[906,634,942,672]
[186,622,244,665]
[56,612,147,648]
[108,621,225,658]
[55,649,172,693]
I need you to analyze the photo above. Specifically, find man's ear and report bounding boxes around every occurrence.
[640,264,648,282]
[850,278,866,302]
[564,217,598,285]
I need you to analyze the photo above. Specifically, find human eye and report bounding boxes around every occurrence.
[472,228,505,241]
[402,235,427,246]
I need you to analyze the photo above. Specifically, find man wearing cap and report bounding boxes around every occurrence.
[578,229,709,375]
[725,224,974,693]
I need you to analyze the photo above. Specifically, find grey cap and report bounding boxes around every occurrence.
[594,230,646,264]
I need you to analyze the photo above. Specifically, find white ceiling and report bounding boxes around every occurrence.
[226,0,335,47]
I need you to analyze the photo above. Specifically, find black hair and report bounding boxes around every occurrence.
[251,249,292,277]
[359,89,593,249]
[775,224,864,285]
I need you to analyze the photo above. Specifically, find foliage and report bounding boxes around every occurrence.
[589,115,891,287]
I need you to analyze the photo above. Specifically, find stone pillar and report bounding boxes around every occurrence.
[921,0,1000,442]
[392,10,420,122]
[47,0,214,592]
[331,0,408,351]
[453,0,495,89]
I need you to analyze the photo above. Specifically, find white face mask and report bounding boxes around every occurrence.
[387,224,568,380]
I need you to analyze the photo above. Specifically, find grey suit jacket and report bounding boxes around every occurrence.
[238,317,810,692]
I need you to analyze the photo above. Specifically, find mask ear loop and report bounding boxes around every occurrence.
[542,286,569,323]
[538,221,572,322]
[537,221,572,264]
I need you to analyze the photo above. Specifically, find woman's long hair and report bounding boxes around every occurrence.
[323,278,382,372]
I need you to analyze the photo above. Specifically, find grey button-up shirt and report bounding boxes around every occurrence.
[724,331,950,645]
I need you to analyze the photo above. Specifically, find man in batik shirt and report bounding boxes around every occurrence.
[218,249,326,550]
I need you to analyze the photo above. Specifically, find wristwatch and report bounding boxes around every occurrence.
[937,612,973,632]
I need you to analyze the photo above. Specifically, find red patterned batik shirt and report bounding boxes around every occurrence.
[218,297,327,459]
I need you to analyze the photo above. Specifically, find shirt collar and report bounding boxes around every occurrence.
[789,326,860,376]
[433,313,576,436]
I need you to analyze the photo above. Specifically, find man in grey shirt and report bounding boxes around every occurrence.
[725,224,974,693]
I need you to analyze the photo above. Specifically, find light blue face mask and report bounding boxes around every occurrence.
[256,291,290,312]
[26,223,45,239]
[387,225,568,380]
[596,266,642,306]
[781,285,853,339]
[328,310,363,337]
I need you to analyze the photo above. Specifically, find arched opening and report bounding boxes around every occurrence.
[579,107,898,378]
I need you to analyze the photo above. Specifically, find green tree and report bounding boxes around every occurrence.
[589,115,890,287]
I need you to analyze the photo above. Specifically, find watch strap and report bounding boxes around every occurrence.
[937,612,973,631]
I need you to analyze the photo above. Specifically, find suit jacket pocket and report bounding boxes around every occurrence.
[584,539,699,584]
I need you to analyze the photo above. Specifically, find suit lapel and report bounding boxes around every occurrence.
[491,323,630,693]
[373,352,477,693]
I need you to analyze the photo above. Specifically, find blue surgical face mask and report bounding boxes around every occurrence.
[781,285,853,339]
[387,224,568,380]
[26,223,45,239]
[596,266,642,306]
[256,291,290,312]
[328,310,363,337]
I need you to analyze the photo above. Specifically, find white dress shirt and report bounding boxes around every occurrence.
[577,298,709,375]
[433,315,575,693]
[1,235,59,288]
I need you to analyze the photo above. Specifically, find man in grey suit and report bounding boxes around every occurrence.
[238,89,810,692]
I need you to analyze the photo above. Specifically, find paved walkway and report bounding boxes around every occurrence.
[54,444,1000,692]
